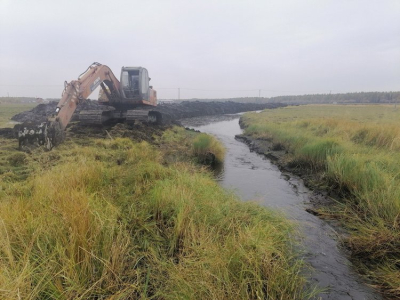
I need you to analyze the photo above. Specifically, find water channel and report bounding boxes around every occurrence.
[182,114,381,300]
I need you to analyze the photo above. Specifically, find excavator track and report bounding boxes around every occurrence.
[79,110,114,125]
[79,109,163,126]
[126,110,162,125]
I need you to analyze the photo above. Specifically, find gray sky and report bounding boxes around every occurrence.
[0,0,399,99]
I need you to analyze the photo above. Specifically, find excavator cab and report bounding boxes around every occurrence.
[120,67,149,100]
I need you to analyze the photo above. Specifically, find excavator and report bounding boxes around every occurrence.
[18,62,162,149]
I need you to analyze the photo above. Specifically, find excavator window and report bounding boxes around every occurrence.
[121,70,140,98]
[131,75,139,95]
[121,71,129,88]
[141,69,149,99]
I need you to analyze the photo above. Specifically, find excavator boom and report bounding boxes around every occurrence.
[50,62,121,132]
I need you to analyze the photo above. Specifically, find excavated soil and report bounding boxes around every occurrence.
[10,100,108,124]
[4,100,286,141]
[153,101,285,120]
[10,100,286,125]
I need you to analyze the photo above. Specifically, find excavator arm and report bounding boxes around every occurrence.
[47,62,121,148]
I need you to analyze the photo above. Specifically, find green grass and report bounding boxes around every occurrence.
[241,104,400,297]
[157,126,225,165]
[0,102,37,128]
[0,127,311,299]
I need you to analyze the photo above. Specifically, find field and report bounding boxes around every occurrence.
[0,104,312,299]
[241,104,400,297]
[0,102,37,128]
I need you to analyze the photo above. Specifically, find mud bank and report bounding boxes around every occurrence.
[153,101,286,120]
[10,100,286,125]
[235,127,340,211]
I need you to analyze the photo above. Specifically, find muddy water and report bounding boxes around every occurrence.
[182,115,381,300]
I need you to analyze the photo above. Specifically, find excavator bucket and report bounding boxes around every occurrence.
[46,120,65,149]
[15,119,64,151]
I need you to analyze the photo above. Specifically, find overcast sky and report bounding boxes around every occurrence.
[0,0,399,99]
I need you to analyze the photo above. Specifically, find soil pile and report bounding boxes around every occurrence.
[3,100,286,143]
[10,100,286,125]
[11,101,108,124]
[153,101,286,120]
[0,128,14,138]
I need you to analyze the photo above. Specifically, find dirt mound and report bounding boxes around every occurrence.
[3,100,286,143]
[11,102,57,124]
[154,101,285,120]
[11,100,286,125]
[0,128,14,139]
[11,100,108,124]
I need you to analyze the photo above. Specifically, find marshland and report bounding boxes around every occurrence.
[240,104,400,298]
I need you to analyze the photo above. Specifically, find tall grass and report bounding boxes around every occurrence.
[0,135,310,299]
[158,126,225,165]
[241,105,400,297]
[192,133,225,164]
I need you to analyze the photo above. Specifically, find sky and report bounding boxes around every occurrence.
[0,0,399,99]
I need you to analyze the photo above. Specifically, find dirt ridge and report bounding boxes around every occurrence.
[10,100,287,125]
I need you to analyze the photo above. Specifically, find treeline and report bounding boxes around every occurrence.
[267,91,400,104]
[184,97,266,103]
[183,91,400,104]
[0,97,37,103]
[4,91,400,105]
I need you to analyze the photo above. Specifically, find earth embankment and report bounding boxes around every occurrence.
[10,100,286,125]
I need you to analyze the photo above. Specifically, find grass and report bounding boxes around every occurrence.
[241,104,400,298]
[0,114,312,298]
[157,126,225,165]
[192,133,225,162]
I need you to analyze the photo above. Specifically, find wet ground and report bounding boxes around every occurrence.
[182,114,381,300]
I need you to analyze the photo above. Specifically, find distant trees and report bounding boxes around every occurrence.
[4,91,400,105]
[266,91,400,104]
[0,97,36,103]
[173,92,400,104]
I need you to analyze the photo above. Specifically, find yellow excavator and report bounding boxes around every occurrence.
[24,62,162,149]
